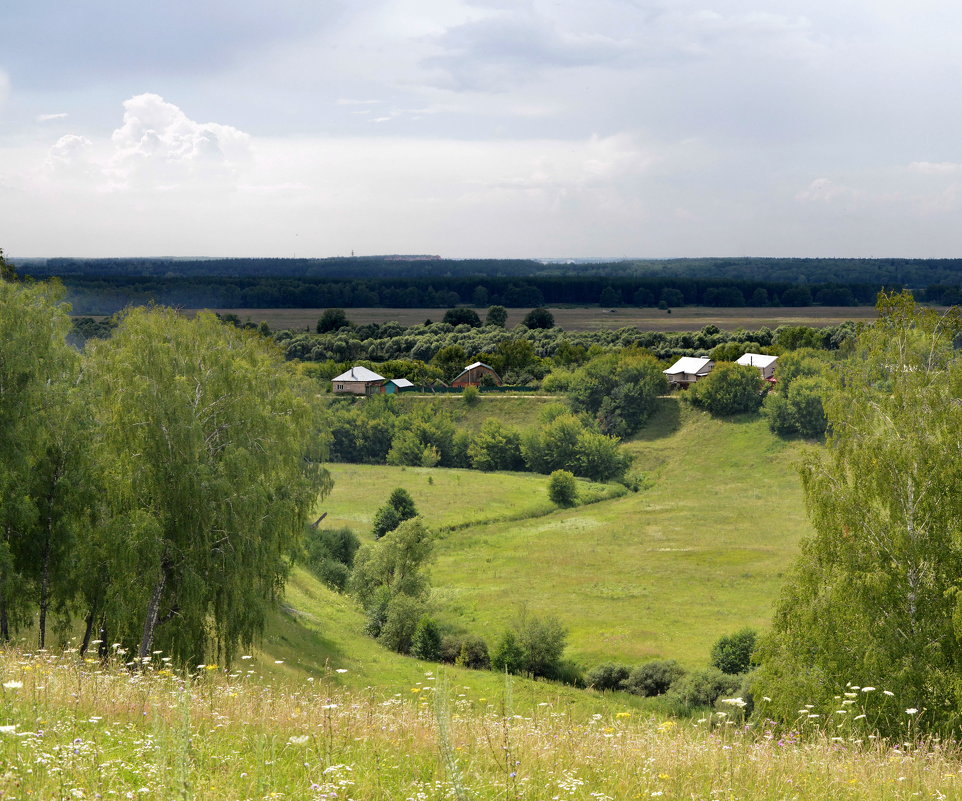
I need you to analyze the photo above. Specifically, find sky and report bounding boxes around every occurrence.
[1,0,961,259]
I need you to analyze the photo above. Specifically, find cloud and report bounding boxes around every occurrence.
[36,113,69,122]
[0,70,9,105]
[909,161,962,175]
[107,93,251,189]
[795,177,863,206]
[42,134,94,178]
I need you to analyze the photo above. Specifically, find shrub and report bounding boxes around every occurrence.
[491,631,526,674]
[456,636,491,670]
[586,662,630,691]
[303,526,361,590]
[371,504,401,540]
[468,420,524,471]
[686,363,764,416]
[516,612,568,679]
[312,559,351,592]
[670,667,741,709]
[548,470,578,506]
[411,616,443,661]
[623,659,686,697]
[372,488,418,538]
[420,444,440,467]
[710,628,758,675]
[462,385,480,406]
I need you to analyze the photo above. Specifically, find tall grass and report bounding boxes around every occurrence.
[1,647,960,800]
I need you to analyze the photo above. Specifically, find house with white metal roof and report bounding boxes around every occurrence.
[735,353,779,380]
[383,378,414,394]
[332,366,386,395]
[663,356,714,388]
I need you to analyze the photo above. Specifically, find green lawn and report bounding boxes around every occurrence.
[319,462,622,537]
[430,397,813,669]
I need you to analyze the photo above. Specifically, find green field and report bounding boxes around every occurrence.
[427,398,812,668]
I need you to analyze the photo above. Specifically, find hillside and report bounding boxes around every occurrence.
[428,397,812,668]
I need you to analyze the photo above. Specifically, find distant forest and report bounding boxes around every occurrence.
[16,255,962,313]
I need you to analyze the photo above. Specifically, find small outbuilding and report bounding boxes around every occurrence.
[736,353,779,380]
[663,356,714,388]
[451,361,502,388]
[332,366,386,395]
[382,378,415,394]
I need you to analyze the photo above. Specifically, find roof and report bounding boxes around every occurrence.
[663,357,713,375]
[387,378,414,388]
[332,365,385,383]
[736,353,778,369]
[463,361,494,371]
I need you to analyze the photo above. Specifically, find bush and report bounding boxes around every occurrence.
[439,634,490,669]
[303,526,361,591]
[491,631,526,673]
[411,616,443,661]
[371,504,401,540]
[485,305,508,327]
[468,420,524,471]
[462,385,480,406]
[548,470,578,506]
[516,612,568,679]
[686,363,764,416]
[623,659,686,697]
[586,662,630,691]
[710,628,758,674]
[670,667,741,709]
[372,488,418,538]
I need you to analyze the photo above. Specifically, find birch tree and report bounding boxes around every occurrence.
[86,308,331,664]
[755,292,962,734]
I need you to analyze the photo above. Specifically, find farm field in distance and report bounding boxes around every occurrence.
[174,305,881,331]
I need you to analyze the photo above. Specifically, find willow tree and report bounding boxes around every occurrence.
[0,279,76,639]
[755,292,962,735]
[86,308,330,664]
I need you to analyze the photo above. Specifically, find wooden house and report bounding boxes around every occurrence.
[663,356,714,388]
[381,378,415,394]
[451,361,502,388]
[331,366,386,395]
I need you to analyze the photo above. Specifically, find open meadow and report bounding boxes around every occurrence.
[0,647,958,800]
[179,305,881,332]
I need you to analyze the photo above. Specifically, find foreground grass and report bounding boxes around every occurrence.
[1,648,960,800]
[431,398,813,668]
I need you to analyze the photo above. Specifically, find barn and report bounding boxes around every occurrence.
[451,361,502,388]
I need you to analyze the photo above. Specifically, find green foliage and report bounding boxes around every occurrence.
[443,307,482,327]
[685,363,764,416]
[755,292,962,736]
[431,344,468,381]
[522,307,554,329]
[462,385,480,406]
[317,308,351,333]
[468,419,524,471]
[377,594,425,654]
[709,628,758,674]
[490,631,526,674]
[372,488,418,539]
[439,634,491,669]
[84,308,330,663]
[303,527,360,591]
[485,305,508,327]
[522,413,629,482]
[411,615,443,661]
[670,667,741,709]
[586,662,630,691]
[622,660,686,697]
[547,470,578,507]
[350,518,434,611]
[569,350,667,437]
[514,611,569,680]
[762,351,831,439]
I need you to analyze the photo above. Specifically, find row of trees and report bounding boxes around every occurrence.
[0,275,328,664]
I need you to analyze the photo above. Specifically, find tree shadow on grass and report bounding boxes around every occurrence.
[630,396,682,442]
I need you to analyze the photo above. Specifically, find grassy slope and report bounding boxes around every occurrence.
[430,397,812,668]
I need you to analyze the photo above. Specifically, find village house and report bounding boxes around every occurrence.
[381,378,414,394]
[736,352,779,381]
[451,361,502,388]
[331,366,386,395]
[663,356,714,388]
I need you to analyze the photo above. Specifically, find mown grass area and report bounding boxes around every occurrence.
[0,647,957,801]
[320,462,624,537]
[430,397,813,669]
